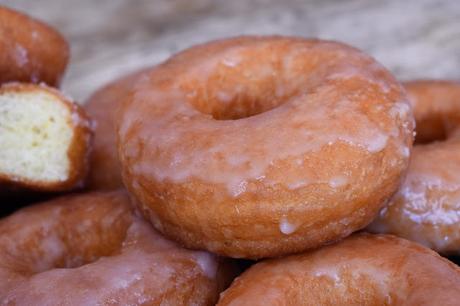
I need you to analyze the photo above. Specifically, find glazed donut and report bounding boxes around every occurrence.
[369,80,460,254]
[85,70,145,190]
[0,190,235,304]
[217,233,460,305]
[0,6,69,86]
[0,83,92,192]
[118,36,414,258]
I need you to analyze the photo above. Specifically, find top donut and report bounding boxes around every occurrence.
[117,36,415,259]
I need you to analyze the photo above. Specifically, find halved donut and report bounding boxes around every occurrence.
[0,83,92,192]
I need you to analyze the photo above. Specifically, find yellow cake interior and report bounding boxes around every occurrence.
[0,90,73,183]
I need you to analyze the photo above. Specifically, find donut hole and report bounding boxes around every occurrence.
[413,114,460,144]
[185,75,298,120]
[407,81,460,144]
[414,117,449,144]
[194,91,294,120]
[179,43,333,120]
[42,229,127,272]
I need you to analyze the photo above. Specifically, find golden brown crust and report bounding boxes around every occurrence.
[369,80,460,254]
[84,70,146,190]
[0,6,69,87]
[0,190,236,304]
[0,82,93,192]
[217,233,460,306]
[118,36,414,258]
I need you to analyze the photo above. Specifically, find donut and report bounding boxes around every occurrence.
[0,190,236,304]
[369,80,460,254]
[85,70,145,190]
[118,36,414,258]
[0,6,69,86]
[0,83,92,192]
[217,233,460,305]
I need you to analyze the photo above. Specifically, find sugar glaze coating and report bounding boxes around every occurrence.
[118,36,414,258]
[0,6,69,86]
[0,191,234,305]
[369,80,460,254]
[218,234,460,306]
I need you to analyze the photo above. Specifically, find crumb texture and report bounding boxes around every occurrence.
[0,90,73,183]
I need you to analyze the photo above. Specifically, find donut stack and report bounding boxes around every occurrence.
[1,5,459,305]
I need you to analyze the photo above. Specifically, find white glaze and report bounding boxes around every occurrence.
[371,141,460,253]
[222,56,241,68]
[13,44,28,67]
[37,234,65,271]
[313,266,341,285]
[389,102,411,120]
[329,175,348,188]
[400,146,410,157]
[288,179,310,190]
[279,216,298,235]
[312,261,392,298]
[192,251,218,279]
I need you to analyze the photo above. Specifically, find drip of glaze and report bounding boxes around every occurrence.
[279,216,298,235]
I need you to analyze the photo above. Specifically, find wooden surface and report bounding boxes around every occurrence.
[2,0,460,102]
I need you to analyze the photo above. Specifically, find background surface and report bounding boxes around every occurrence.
[2,0,460,102]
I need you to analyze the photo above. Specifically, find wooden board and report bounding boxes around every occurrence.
[2,0,460,102]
